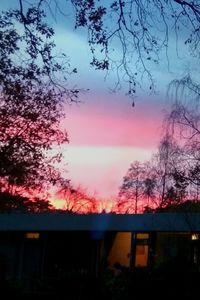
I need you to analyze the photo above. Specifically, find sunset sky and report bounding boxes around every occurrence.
[2,0,199,201]
[62,93,164,198]
[53,22,181,199]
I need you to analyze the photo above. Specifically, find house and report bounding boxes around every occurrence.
[0,213,200,295]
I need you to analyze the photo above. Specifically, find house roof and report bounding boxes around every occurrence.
[0,213,200,232]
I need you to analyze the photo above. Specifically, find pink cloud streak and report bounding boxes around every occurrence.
[59,95,165,198]
[64,98,163,148]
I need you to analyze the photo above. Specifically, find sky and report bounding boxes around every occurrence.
[60,85,166,195]
[51,13,174,199]
[55,28,169,199]
[1,0,199,202]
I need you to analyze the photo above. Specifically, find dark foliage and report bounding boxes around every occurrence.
[0,3,80,194]
[0,191,52,212]
[154,199,200,213]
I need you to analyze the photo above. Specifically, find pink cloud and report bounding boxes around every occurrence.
[63,96,163,148]
[60,94,165,198]
[64,145,155,198]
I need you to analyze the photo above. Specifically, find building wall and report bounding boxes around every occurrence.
[0,232,16,280]
[154,232,192,268]
[0,229,199,293]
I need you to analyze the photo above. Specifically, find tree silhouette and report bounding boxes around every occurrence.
[143,176,156,207]
[119,134,199,212]
[0,3,81,197]
[10,0,200,103]
[166,75,200,201]
[72,0,200,101]
[153,135,181,208]
[0,191,53,212]
[56,180,97,213]
[118,161,146,213]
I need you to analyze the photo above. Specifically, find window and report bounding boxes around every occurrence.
[25,232,40,239]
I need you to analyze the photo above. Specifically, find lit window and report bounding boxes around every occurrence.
[191,234,198,240]
[25,232,40,239]
[137,233,149,239]
[135,245,149,267]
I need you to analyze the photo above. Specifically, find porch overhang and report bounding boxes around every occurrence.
[0,212,199,232]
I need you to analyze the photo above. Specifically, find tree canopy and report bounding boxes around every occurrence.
[1,0,200,212]
[0,1,80,202]
[72,0,200,101]
[119,76,200,213]
[5,0,200,103]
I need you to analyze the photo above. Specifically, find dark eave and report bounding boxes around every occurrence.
[0,212,200,232]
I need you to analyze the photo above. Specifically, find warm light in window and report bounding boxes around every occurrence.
[191,234,198,240]
[25,232,40,239]
[137,233,149,239]
[135,245,149,267]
